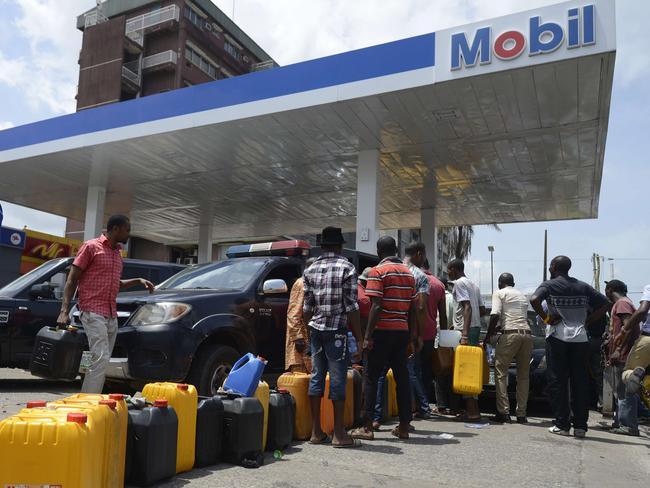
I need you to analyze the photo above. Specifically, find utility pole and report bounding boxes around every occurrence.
[592,253,602,292]
[543,229,548,282]
[488,245,495,295]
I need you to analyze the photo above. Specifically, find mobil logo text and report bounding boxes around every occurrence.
[451,4,595,70]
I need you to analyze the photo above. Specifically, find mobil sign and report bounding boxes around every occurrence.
[448,3,606,72]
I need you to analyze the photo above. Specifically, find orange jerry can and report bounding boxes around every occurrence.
[142,382,198,473]
[277,372,312,440]
[53,393,128,488]
[320,370,354,434]
[453,345,484,396]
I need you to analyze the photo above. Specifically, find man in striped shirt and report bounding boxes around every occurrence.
[351,236,417,440]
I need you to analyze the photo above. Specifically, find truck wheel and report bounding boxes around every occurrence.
[187,344,240,396]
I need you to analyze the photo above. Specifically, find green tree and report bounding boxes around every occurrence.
[447,224,500,261]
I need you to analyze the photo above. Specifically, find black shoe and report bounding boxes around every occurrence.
[490,413,512,423]
[516,416,528,424]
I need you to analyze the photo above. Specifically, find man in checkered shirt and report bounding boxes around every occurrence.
[303,226,363,448]
[58,215,154,393]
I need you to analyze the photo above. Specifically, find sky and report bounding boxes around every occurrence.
[0,0,648,300]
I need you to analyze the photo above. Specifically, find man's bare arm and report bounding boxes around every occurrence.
[57,266,82,326]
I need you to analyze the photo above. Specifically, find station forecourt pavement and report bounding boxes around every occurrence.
[1,368,648,488]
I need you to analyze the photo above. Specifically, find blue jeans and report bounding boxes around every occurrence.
[308,328,349,401]
[614,363,639,433]
[374,369,388,422]
[408,352,431,414]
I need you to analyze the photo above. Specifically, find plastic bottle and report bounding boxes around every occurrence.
[347,332,357,354]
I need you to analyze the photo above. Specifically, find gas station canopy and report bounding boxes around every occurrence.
[0,0,616,247]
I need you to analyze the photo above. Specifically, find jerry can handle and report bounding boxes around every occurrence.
[231,352,254,372]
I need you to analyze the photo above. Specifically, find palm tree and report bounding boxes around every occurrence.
[447,224,501,260]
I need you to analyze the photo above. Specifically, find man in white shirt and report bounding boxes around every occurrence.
[485,273,533,424]
[447,259,486,422]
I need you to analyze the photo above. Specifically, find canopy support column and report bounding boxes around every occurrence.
[421,208,438,275]
[198,204,214,264]
[83,186,106,241]
[355,149,381,255]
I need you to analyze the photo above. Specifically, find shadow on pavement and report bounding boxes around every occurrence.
[0,378,79,394]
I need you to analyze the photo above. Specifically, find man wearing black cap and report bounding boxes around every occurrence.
[605,280,640,436]
[303,227,363,448]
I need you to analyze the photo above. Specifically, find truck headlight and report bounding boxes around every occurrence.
[130,302,191,326]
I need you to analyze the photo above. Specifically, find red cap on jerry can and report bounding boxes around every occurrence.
[177,384,189,391]
[99,399,117,410]
[108,394,125,401]
[67,413,88,424]
[154,399,168,408]
[26,401,47,408]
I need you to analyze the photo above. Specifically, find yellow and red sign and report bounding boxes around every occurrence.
[20,229,82,274]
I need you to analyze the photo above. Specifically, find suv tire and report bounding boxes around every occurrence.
[187,344,240,396]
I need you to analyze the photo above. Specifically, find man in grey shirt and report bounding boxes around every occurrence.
[530,256,609,439]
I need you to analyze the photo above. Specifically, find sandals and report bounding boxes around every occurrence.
[308,434,332,445]
[453,413,482,423]
[350,427,374,441]
[391,426,409,440]
[432,407,451,416]
[332,438,363,449]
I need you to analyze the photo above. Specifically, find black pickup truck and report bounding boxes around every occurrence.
[0,257,184,370]
[106,241,377,395]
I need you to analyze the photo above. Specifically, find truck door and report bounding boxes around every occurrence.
[256,262,301,372]
[9,264,71,368]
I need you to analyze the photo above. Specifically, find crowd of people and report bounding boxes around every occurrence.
[287,226,650,447]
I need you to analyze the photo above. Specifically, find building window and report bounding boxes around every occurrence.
[224,42,240,61]
[184,6,203,29]
[185,44,218,80]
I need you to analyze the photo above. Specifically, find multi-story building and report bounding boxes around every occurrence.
[75,0,276,111]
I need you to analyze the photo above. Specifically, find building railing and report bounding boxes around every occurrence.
[122,63,140,86]
[125,4,180,36]
[84,9,108,28]
[143,50,178,69]
[251,59,276,72]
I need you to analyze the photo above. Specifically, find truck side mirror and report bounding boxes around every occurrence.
[262,279,288,295]
[29,283,55,300]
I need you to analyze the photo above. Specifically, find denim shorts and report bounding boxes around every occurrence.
[308,327,349,401]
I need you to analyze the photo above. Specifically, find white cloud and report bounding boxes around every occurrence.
[0,121,14,130]
[0,0,94,115]
[214,0,552,65]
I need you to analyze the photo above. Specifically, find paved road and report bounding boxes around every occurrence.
[1,368,648,488]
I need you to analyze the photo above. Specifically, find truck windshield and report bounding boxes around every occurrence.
[157,259,266,291]
[0,258,66,297]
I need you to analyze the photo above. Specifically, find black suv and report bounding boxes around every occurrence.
[106,241,378,395]
[0,257,184,369]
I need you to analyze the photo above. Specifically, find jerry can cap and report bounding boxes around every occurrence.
[26,400,47,408]
[177,384,189,391]
[67,413,88,424]
[99,399,117,410]
[108,394,125,401]
[154,399,168,408]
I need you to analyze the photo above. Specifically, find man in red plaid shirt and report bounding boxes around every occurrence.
[57,215,154,393]
[303,227,363,448]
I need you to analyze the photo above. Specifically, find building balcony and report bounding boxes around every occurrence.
[125,4,180,47]
[143,50,178,72]
[121,61,141,93]
[84,10,108,28]
[251,60,276,72]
